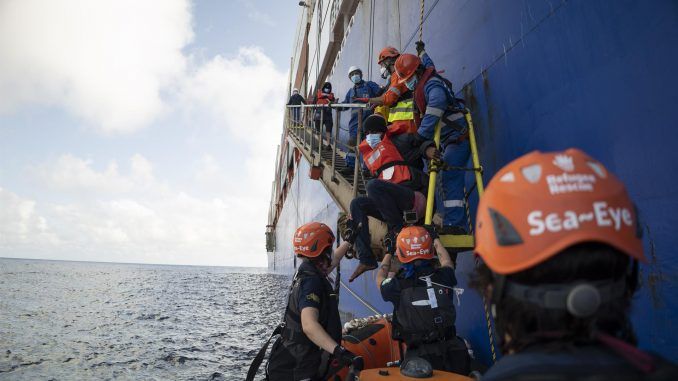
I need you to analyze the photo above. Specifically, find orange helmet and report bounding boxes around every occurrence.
[394,54,421,83]
[378,46,400,64]
[475,148,645,275]
[396,226,434,263]
[293,222,335,258]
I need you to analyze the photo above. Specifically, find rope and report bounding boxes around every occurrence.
[419,0,425,43]
[340,279,383,315]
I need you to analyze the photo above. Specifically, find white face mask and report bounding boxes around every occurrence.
[380,66,390,80]
[405,76,418,91]
[366,133,382,148]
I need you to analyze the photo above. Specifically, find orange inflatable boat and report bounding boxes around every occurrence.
[330,315,473,381]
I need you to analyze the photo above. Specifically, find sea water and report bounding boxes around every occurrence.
[0,258,289,380]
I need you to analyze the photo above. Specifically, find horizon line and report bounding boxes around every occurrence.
[0,256,267,269]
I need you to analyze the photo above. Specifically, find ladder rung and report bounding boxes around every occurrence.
[439,234,475,251]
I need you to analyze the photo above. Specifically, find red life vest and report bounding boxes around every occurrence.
[315,90,335,105]
[358,133,411,184]
[412,66,437,127]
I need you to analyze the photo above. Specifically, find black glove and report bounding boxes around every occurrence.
[423,224,439,241]
[339,214,358,245]
[415,41,426,55]
[333,345,358,367]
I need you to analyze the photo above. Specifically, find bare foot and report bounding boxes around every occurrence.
[349,263,377,282]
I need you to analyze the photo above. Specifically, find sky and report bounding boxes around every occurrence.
[0,0,302,267]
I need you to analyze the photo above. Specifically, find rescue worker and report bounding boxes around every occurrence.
[364,45,432,135]
[287,88,306,126]
[338,114,436,281]
[394,44,470,235]
[312,82,335,146]
[376,225,471,375]
[472,149,678,380]
[266,222,359,380]
[340,66,382,172]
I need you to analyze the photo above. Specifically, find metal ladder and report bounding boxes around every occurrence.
[425,108,485,251]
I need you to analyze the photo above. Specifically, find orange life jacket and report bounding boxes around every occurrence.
[315,90,334,105]
[412,66,437,127]
[358,133,411,184]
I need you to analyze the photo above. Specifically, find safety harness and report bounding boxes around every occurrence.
[391,269,457,346]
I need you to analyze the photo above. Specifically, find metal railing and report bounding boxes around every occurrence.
[285,102,370,197]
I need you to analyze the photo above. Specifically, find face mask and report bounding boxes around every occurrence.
[379,66,390,80]
[292,91,298,96]
[351,74,362,84]
[322,88,330,94]
[366,133,382,148]
[405,76,418,91]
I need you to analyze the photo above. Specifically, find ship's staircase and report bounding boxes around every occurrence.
[284,103,485,258]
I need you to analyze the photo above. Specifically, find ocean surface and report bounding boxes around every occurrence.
[0,258,290,380]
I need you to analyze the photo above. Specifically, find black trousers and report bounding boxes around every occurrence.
[350,179,414,266]
[266,338,325,381]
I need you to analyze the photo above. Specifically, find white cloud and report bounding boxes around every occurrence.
[181,46,287,197]
[35,154,135,193]
[0,187,59,248]
[3,153,269,266]
[0,0,193,133]
[240,0,277,27]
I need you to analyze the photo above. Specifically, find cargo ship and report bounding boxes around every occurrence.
[266,0,678,365]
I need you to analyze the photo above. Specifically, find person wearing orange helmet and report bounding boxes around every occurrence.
[376,225,471,375]
[264,222,359,380]
[471,149,677,380]
[394,45,471,236]
[364,44,436,136]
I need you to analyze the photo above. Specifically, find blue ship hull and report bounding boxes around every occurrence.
[269,0,678,365]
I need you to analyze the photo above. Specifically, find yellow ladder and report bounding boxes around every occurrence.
[424,110,484,251]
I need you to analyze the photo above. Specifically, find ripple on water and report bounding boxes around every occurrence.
[0,258,290,380]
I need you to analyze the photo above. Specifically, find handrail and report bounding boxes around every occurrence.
[286,103,371,109]
[285,103,368,196]
[352,108,363,197]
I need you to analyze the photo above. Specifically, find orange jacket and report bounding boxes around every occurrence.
[382,72,410,107]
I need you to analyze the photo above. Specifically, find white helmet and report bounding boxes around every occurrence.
[347,66,362,77]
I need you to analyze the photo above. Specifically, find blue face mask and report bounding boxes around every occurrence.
[405,76,418,91]
[351,74,362,84]
[366,133,382,148]
[322,88,330,94]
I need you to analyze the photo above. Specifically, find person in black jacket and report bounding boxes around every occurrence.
[338,114,437,281]
[376,225,470,375]
[287,88,306,126]
[266,222,358,380]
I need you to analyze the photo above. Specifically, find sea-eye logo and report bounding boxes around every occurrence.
[528,201,633,236]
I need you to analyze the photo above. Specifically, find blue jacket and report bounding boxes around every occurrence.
[342,80,382,135]
[416,52,465,143]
